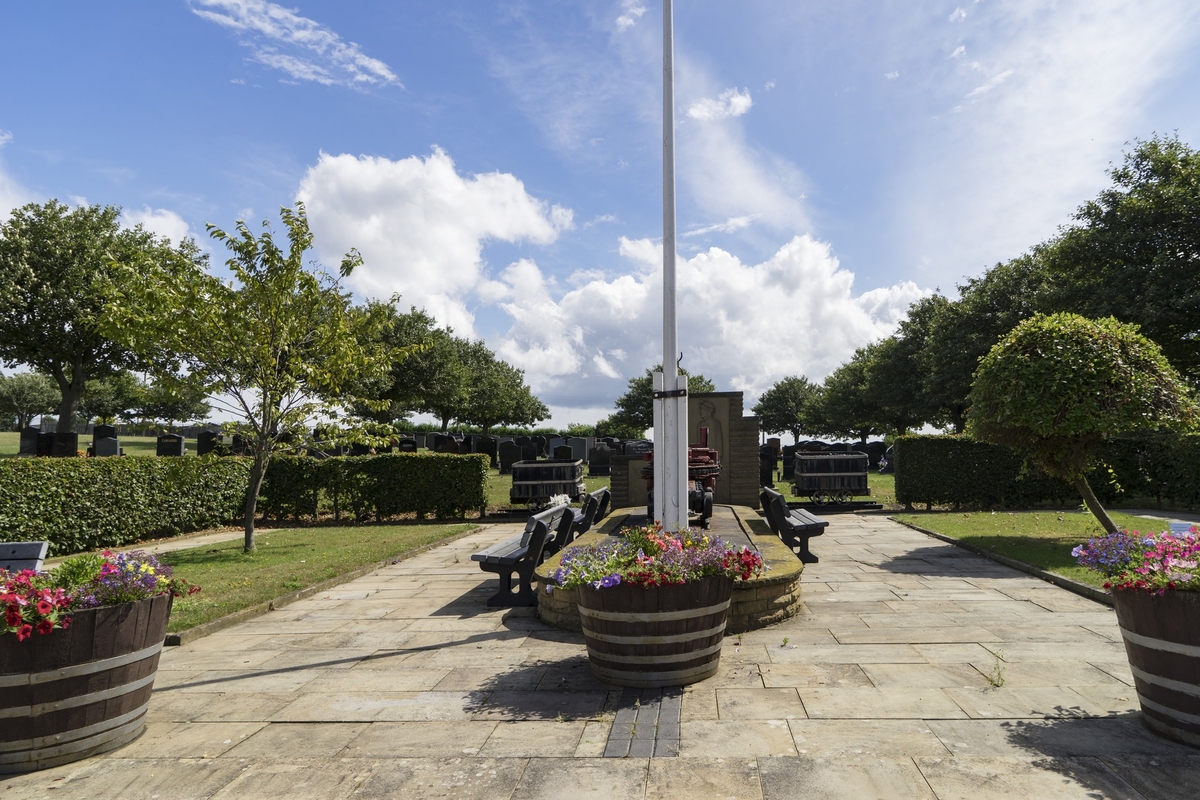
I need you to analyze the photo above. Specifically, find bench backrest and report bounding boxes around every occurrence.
[759,488,784,536]
[572,492,602,538]
[1,541,49,573]
[592,487,612,522]
[524,503,570,550]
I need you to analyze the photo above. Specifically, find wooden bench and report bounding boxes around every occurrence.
[472,504,569,607]
[760,488,827,563]
[1,541,50,573]
[592,487,611,523]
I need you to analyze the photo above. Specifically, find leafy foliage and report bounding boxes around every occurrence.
[605,366,716,436]
[0,457,247,556]
[260,452,489,521]
[79,371,143,427]
[752,376,822,441]
[0,371,59,430]
[105,203,392,551]
[1046,134,1200,386]
[967,313,1195,530]
[0,201,196,434]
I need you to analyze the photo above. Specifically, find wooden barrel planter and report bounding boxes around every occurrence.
[0,593,173,773]
[1112,588,1200,748]
[576,575,732,688]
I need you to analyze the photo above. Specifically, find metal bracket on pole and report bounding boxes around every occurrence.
[652,389,688,399]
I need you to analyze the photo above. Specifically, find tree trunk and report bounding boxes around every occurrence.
[1073,474,1118,534]
[440,415,451,432]
[243,451,270,552]
[952,409,966,435]
[53,357,86,437]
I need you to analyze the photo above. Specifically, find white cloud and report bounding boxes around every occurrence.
[583,213,618,228]
[189,0,400,88]
[0,164,30,222]
[0,130,11,148]
[682,215,759,238]
[896,0,1200,287]
[949,8,967,22]
[121,207,196,244]
[485,236,927,410]
[297,148,573,336]
[687,88,754,121]
[950,45,966,58]
[885,71,900,80]
[616,1,647,31]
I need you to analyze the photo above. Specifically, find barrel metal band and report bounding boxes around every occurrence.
[0,641,163,688]
[576,599,730,623]
[581,622,726,645]
[0,673,157,719]
[590,661,718,685]
[1120,627,1200,658]
[1131,665,1200,699]
[0,713,146,768]
[586,640,724,665]
[0,703,149,754]
[1136,693,1200,727]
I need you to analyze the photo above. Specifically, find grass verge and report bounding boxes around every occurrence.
[891,509,1157,588]
[485,468,609,511]
[160,522,474,632]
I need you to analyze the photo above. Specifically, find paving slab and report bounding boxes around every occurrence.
[3,510,1190,798]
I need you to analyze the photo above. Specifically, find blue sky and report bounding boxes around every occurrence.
[3,1,1199,426]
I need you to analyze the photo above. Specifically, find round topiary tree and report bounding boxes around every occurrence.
[967,312,1195,533]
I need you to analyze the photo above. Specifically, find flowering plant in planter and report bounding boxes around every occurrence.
[548,524,765,591]
[2,550,199,641]
[1072,526,1200,592]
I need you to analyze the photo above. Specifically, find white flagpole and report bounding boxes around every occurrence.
[654,0,688,530]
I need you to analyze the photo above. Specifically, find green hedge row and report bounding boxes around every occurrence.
[894,433,1200,509]
[0,457,248,556]
[261,452,489,522]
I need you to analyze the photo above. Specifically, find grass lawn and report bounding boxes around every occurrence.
[891,509,1159,588]
[774,469,897,507]
[0,431,172,457]
[160,522,474,632]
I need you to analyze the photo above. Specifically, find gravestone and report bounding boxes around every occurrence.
[93,425,117,447]
[531,436,547,456]
[553,445,573,460]
[515,436,531,448]
[350,443,372,456]
[157,434,185,457]
[626,440,652,455]
[498,441,521,474]
[588,443,612,476]
[476,436,498,468]
[548,437,566,454]
[19,427,39,456]
[865,440,887,469]
[52,432,78,458]
[94,437,121,458]
[520,443,538,462]
[566,437,587,463]
[36,432,55,458]
[196,430,222,456]
[232,435,250,456]
[395,439,418,453]
[458,439,473,455]
[414,433,426,449]
[781,444,798,480]
[766,437,781,457]
[759,444,776,488]
[437,439,460,454]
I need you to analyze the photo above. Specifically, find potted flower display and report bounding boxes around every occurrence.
[1073,525,1200,748]
[1,551,199,773]
[548,525,764,687]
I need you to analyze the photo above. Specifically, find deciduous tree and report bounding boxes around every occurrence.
[0,371,60,430]
[968,313,1194,533]
[752,376,821,442]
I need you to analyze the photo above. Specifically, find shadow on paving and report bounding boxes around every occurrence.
[999,713,1200,799]
[872,545,1037,578]
[461,654,613,720]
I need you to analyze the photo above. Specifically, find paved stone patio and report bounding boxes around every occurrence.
[5,509,1199,798]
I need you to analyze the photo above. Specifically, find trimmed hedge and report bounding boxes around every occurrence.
[894,433,1200,509]
[261,452,489,522]
[0,456,248,556]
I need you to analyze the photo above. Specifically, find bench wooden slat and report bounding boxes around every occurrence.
[1,541,49,573]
